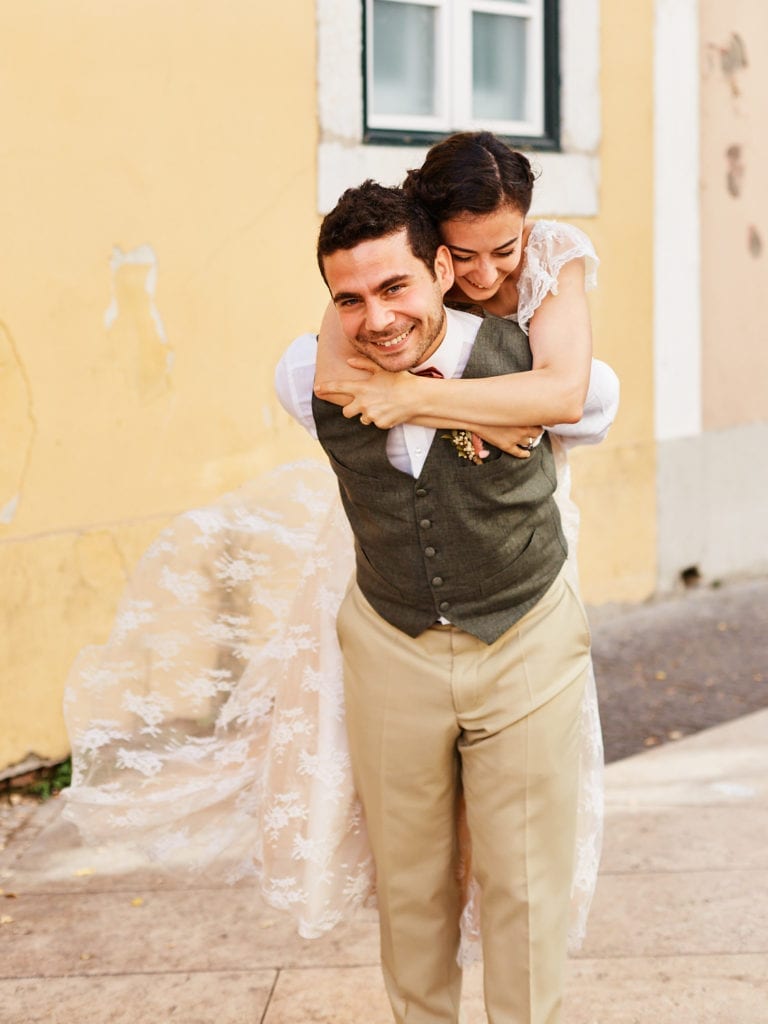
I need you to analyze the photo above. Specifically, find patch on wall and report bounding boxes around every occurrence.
[747,225,763,258]
[706,32,748,98]
[104,244,174,402]
[725,144,745,198]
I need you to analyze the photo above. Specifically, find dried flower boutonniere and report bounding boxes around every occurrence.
[442,429,490,465]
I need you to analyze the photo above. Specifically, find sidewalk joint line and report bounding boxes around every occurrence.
[259,967,280,1024]
[1,962,383,982]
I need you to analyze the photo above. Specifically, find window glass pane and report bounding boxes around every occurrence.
[472,12,527,122]
[372,1,436,117]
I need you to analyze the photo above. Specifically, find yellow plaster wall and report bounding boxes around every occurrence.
[1,1,660,769]
[564,2,657,604]
[0,3,325,768]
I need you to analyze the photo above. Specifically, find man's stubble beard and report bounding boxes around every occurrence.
[355,306,447,372]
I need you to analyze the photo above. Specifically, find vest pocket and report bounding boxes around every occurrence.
[356,544,408,600]
[478,528,538,596]
[327,450,384,482]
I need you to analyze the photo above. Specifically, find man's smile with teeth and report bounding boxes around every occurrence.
[372,325,414,347]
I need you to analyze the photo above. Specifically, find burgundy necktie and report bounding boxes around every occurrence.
[413,366,444,379]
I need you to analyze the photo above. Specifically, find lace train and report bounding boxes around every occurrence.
[64,455,603,958]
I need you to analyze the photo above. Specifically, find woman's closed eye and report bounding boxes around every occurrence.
[451,249,515,263]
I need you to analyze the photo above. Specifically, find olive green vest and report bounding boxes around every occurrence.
[312,315,567,644]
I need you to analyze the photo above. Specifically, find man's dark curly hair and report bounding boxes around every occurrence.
[317,180,442,284]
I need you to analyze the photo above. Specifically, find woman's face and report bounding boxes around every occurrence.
[440,205,526,301]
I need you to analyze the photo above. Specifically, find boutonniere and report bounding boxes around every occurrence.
[442,429,490,465]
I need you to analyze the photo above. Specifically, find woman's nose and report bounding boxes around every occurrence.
[472,258,497,286]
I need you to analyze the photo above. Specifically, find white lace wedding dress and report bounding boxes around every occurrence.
[63,220,604,960]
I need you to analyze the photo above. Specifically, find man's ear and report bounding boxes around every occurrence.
[434,245,455,295]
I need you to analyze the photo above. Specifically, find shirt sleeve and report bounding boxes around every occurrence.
[274,333,320,439]
[546,358,620,450]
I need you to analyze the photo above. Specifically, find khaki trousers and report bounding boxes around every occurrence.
[336,566,591,1024]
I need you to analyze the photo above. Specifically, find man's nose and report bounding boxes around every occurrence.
[365,300,396,332]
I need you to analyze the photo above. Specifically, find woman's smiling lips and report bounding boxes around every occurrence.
[463,277,499,292]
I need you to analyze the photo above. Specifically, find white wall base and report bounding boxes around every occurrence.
[656,422,768,591]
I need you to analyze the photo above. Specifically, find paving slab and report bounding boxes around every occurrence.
[1,817,194,895]
[0,885,380,979]
[264,963,487,1024]
[600,803,768,872]
[577,869,768,959]
[566,708,768,1023]
[564,955,768,1024]
[1,709,767,1023]
[0,970,275,1024]
[264,966,393,1023]
[603,700,768,807]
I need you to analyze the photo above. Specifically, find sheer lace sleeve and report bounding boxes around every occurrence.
[515,220,599,334]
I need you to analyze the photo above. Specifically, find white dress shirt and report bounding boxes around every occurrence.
[274,307,619,476]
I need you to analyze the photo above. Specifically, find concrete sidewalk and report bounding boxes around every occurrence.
[1,709,766,1024]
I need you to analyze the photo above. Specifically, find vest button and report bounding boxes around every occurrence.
[439,601,450,612]
[415,488,427,497]
[424,546,436,558]
[431,576,444,587]
[419,518,432,529]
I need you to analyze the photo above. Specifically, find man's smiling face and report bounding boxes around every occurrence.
[324,229,454,373]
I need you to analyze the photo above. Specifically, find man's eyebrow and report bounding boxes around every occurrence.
[378,273,411,291]
[448,236,519,254]
[332,273,411,303]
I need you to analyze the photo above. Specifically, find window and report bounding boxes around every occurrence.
[317,0,600,216]
[364,0,558,147]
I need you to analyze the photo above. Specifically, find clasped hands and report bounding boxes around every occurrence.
[314,357,543,460]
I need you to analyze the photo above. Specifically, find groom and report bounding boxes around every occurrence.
[277,181,593,1024]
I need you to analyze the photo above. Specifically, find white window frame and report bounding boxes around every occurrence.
[365,0,545,139]
[317,0,600,216]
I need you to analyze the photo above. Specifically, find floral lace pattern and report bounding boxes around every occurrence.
[65,226,604,960]
[65,463,374,936]
[514,220,599,335]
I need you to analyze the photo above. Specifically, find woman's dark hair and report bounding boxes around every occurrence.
[317,179,442,282]
[403,131,536,222]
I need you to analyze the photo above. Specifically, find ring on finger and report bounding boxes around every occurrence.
[360,415,372,425]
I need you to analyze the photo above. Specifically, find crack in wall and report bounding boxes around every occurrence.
[0,509,174,549]
[0,321,38,527]
[109,530,132,581]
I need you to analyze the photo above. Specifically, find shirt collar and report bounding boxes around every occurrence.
[411,308,467,380]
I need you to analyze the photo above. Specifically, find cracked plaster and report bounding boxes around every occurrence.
[0,323,36,528]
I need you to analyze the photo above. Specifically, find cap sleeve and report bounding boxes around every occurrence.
[515,220,599,334]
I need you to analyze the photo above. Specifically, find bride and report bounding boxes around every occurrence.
[64,131,618,961]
